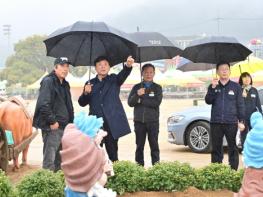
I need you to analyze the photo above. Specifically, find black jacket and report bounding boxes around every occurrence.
[242,86,262,121]
[128,82,163,123]
[78,66,132,139]
[33,71,74,131]
[205,80,245,124]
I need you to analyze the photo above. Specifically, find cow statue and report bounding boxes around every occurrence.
[0,96,33,171]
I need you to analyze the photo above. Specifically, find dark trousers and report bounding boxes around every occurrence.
[42,128,64,172]
[240,120,251,151]
[101,121,118,162]
[211,123,239,170]
[134,121,160,166]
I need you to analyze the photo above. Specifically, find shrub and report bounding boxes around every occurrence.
[145,161,196,192]
[17,169,64,197]
[0,170,15,197]
[55,170,66,188]
[106,161,146,195]
[195,163,243,192]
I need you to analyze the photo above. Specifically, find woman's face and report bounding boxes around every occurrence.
[242,76,251,86]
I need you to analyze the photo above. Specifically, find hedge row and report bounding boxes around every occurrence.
[107,161,244,194]
[0,161,244,196]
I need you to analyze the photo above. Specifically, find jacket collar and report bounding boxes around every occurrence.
[219,79,230,87]
[49,70,68,87]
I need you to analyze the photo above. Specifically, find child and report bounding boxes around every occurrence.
[234,112,263,197]
[60,112,116,197]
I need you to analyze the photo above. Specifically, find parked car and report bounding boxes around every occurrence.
[167,86,263,153]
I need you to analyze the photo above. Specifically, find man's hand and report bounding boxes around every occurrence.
[50,122,59,130]
[211,78,219,89]
[84,84,93,94]
[238,122,245,132]
[137,88,145,96]
[126,56,134,68]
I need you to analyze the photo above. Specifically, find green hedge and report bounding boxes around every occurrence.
[106,161,146,195]
[194,163,243,192]
[145,162,196,191]
[0,162,245,196]
[16,169,64,197]
[0,170,15,197]
[107,161,244,194]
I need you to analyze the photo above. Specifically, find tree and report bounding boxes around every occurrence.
[0,34,91,87]
[0,35,54,86]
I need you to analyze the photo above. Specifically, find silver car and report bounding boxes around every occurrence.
[167,87,263,153]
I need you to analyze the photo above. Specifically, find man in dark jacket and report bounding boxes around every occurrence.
[128,64,163,166]
[33,57,74,172]
[205,62,245,170]
[78,56,134,162]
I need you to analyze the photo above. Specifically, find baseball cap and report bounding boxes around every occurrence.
[54,57,71,65]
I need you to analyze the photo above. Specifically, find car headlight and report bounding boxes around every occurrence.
[167,115,185,124]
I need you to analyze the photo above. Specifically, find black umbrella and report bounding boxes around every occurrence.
[176,57,215,72]
[129,32,182,62]
[129,32,182,81]
[44,21,137,79]
[181,36,252,64]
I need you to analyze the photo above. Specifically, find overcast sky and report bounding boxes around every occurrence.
[1,0,263,63]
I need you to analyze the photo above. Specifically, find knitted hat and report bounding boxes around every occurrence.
[243,112,263,168]
[61,123,106,192]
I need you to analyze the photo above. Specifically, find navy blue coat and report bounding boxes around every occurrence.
[205,80,245,124]
[78,66,132,139]
[242,86,262,122]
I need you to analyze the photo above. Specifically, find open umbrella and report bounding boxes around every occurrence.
[230,56,263,77]
[129,32,182,82]
[181,36,252,64]
[129,32,182,62]
[44,21,137,80]
[176,56,215,72]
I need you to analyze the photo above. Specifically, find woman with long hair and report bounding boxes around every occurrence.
[239,72,262,149]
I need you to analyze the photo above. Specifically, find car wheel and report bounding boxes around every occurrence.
[186,121,211,153]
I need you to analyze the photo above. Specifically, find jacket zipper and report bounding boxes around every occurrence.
[222,88,225,122]
[142,106,145,123]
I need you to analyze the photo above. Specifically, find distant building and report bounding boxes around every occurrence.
[248,38,263,59]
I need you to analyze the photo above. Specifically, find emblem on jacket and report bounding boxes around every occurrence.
[228,90,235,95]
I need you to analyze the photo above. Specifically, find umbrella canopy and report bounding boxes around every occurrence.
[181,36,252,64]
[176,56,215,71]
[230,56,263,77]
[44,21,137,67]
[129,32,182,62]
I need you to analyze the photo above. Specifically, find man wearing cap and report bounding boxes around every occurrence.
[78,56,134,162]
[33,57,74,172]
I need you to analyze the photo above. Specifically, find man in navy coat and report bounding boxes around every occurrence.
[78,56,134,161]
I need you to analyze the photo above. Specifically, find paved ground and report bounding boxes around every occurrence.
[23,98,243,169]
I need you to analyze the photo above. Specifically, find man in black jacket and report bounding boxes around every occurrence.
[33,57,74,171]
[78,56,134,162]
[128,64,163,166]
[205,62,245,170]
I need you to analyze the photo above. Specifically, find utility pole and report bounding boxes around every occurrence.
[136,26,140,32]
[3,24,11,50]
[215,17,223,36]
